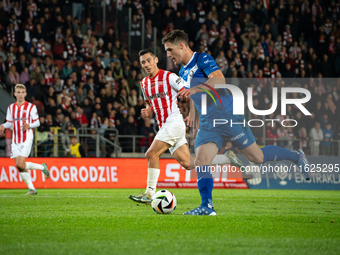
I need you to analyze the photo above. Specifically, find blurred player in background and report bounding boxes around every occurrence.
[129,49,243,204]
[162,30,311,215]
[0,84,50,195]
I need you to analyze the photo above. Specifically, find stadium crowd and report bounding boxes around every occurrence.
[1,0,340,156]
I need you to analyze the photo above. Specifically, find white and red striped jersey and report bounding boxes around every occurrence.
[6,101,39,144]
[140,69,185,128]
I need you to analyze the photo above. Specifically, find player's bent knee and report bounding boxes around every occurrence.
[16,163,25,171]
[145,150,157,161]
[194,158,209,167]
[179,161,191,170]
[250,154,264,164]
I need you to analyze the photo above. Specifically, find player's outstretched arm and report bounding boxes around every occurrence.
[184,99,197,127]
[177,70,225,100]
[194,70,225,95]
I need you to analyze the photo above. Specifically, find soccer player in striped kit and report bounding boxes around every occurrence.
[0,84,50,195]
[129,49,243,204]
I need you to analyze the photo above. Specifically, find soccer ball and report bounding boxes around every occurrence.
[151,190,177,214]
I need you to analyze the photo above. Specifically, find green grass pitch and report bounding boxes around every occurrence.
[0,189,339,255]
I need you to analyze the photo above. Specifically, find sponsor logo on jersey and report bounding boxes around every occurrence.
[189,70,194,77]
[146,91,169,101]
[13,117,28,121]
[230,132,245,141]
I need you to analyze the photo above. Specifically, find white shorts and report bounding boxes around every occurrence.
[11,139,33,159]
[155,114,187,155]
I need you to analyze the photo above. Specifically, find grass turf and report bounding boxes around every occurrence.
[0,189,339,255]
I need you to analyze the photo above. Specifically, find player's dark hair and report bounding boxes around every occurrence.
[161,29,189,46]
[139,48,156,57]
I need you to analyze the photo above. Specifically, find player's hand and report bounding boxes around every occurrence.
[21,122,30,131]
[184,115,191,126]
[184,113,194,127]
[141,108,150,118]
[177,88,190,100]
[0,125,4,135]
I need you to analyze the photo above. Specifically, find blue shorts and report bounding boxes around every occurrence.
[195,114,255,151]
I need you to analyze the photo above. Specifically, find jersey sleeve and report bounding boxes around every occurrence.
[6,105,13,122]
[31,105,39,121]
[169,73,185,92]
[197,53,220,77]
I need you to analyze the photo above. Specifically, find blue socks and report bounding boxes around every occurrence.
[196,165,214,208]
[261,145,299,163]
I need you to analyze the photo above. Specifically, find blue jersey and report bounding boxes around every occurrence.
[179,52,255,150]
[179,52,233,127]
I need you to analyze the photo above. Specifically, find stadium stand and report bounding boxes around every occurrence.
[0,0,340,157]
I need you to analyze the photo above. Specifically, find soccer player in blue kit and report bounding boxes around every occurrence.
[162,30,311,216]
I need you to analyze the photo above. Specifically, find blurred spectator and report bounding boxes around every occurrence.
[86,129,106,157]
[104,120,117,157]
[102,52,112,68]
[61,62,73,79]
[266,121,279,145]
[120,49,132,67]
[5,65,20,90]
[53,37,65,60]
[82,98,93,122]
[0,0,339,156]
[70,112,82,129]
[72,0,83,21]
[29,63,43,80]
[138,118,155,153]
[320,123,334,155]
[104,27,116,47]
[20,66,29,84]
[16,54,28,74]
[121,115,138,152]
[75,106,89,127]
[36,115,53,157]
[130,15,141,50]
[309,122,323,156]
[113,61,124,81]
[298,127,309,153]
[45,98,58,117]
[0,56,6,80]
[61,115,74,154]
[81,17,92,35]
[25,78,38,101]
[70,136,86,158]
